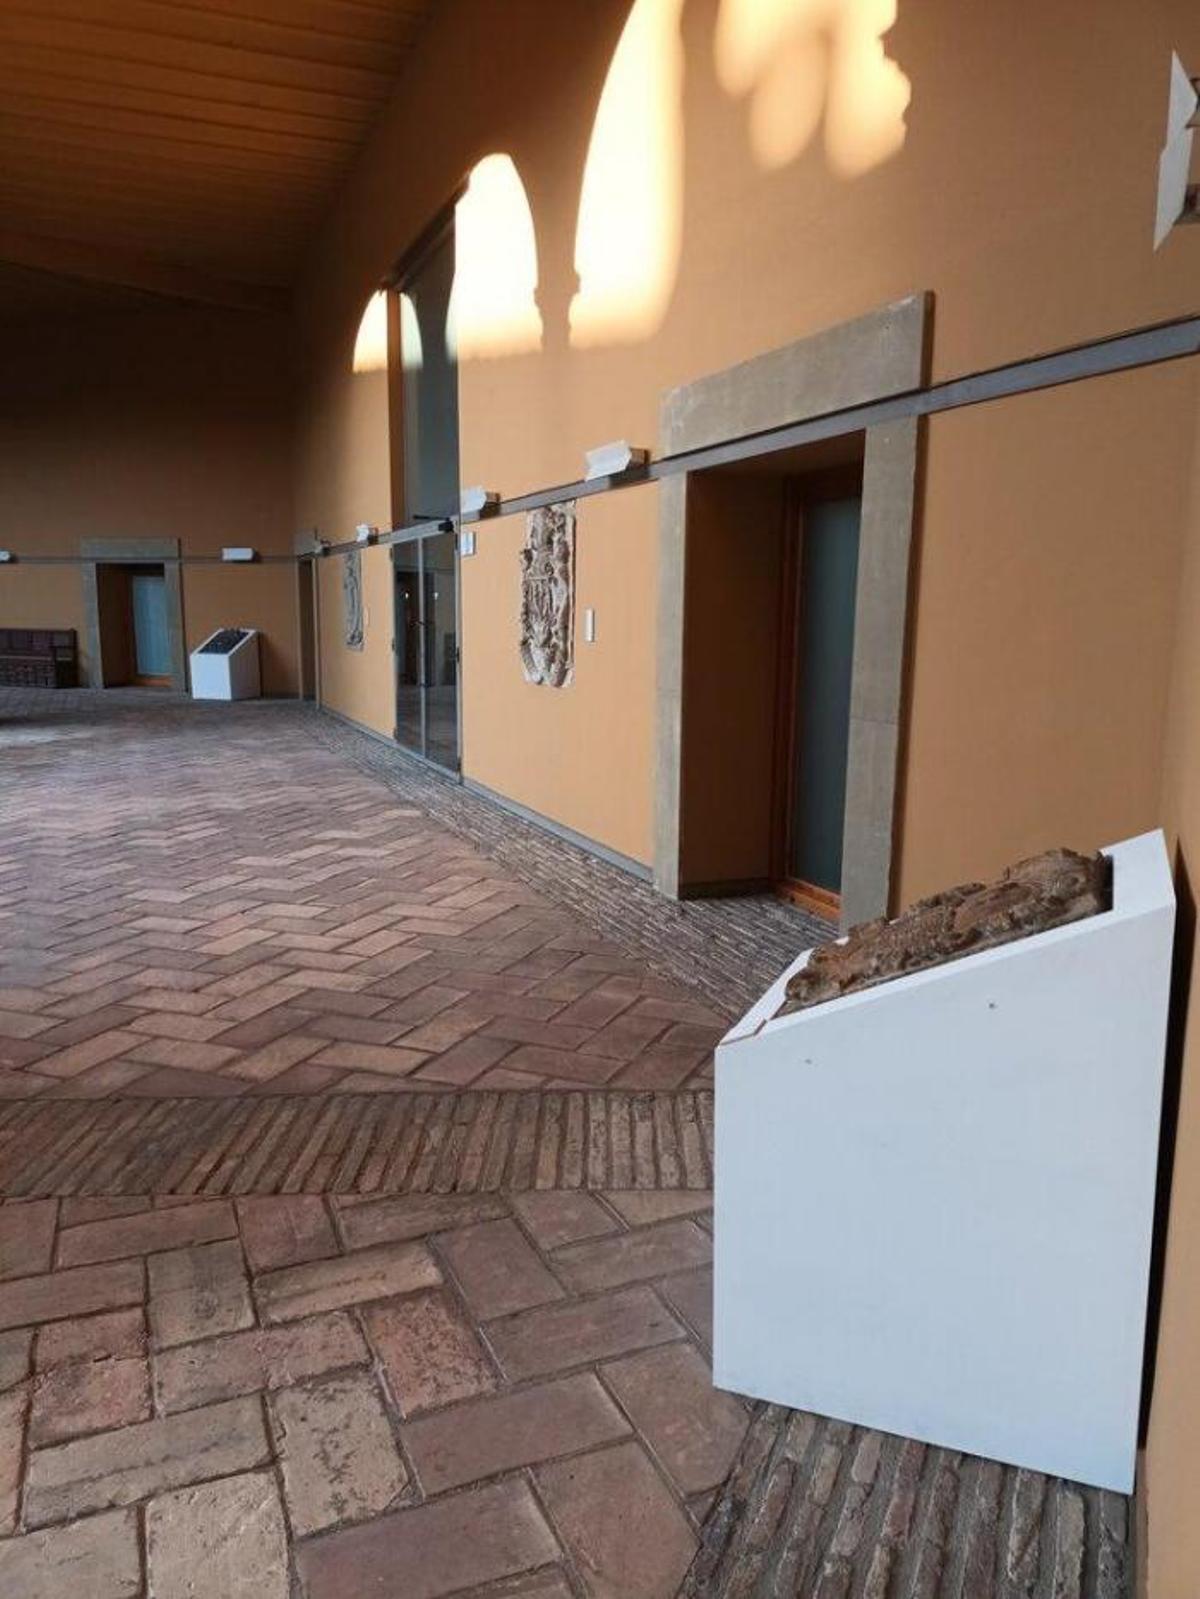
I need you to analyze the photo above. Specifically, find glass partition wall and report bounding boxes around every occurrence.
[392,215,462,772]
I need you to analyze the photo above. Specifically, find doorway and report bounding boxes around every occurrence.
[393,529,460,771]
[81,537,187,691]
[296,557,317,702]
[773,478,863,918]
[93,562,173,687]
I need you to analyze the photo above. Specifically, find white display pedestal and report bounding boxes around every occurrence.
[714,831,1174,1492]
[189,628,261,701]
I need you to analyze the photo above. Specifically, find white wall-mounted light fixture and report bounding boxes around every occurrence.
[584,607,597,643]
[355,523,379,545]
[584,441,649,481]
[1155,53,1200,248]
[461,486,501,517]
[0,551,13,564]
[221,547,257,563]
[459,529,477,557]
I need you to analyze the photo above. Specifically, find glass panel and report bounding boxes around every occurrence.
[788,497,861,892]
[393,540,423,754]
[130,572,170,677]
[400,225,460,523]
[422,530,459,771]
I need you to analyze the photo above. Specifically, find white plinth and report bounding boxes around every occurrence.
[189,629,261,701]
[714,831,1174,1492]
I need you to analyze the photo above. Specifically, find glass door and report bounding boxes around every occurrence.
[774,487,862,917]
[392,531,460,772]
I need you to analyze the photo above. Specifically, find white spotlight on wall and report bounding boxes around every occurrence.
[355,524,379,545]
[221,547,258,563]
[1154,53,1200,248]
[0,551,13,564]
[584,441,650,481]
[460,486,500,517]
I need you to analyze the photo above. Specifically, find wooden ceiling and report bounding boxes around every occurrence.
[0,0,435,314]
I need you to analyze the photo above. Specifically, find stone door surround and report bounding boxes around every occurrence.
[654,293,930,928]
[81,536,187,692]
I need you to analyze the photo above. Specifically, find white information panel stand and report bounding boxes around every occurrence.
[714,831,1174,1491]
[190,628,261,702]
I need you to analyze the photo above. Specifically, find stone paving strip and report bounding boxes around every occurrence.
[0,690,809,1104]
[0,1088,715,1196]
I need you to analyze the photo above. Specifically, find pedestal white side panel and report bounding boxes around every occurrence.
[714,832,1173,1492]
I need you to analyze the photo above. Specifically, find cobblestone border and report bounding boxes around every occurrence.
[0,1091,714,1198]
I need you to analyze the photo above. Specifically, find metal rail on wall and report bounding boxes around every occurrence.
[7,308,1200,568]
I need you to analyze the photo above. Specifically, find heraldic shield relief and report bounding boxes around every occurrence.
[519,501,576,688]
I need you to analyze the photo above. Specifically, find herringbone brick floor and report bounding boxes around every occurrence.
[0,691,734,1102]
[0,690,1131,1598]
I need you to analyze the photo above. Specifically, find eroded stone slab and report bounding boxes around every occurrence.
[256,1240,441,1324]
[24,1394,270,1527]
[146,1471,289,1599]
[272,1372,407,1535]
[0,1507,141,1599]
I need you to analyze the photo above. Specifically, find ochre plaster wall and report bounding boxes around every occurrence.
[895,361,1198,907]
[1143,390,1200,1599]
[461,486,658,864]
[182,565,298,699]
[0,303,297,692]
[316,544,395,739]
[291,0,1200,868]
[0,567,89,679]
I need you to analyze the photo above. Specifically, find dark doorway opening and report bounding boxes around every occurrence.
[296,557,317,702]
[96,562,171,687]
[674,438,864,919]
[771,471,863,920]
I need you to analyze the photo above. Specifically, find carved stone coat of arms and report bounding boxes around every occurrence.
[519,502,575,687]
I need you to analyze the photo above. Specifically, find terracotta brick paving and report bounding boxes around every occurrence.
[0,692,731,1102]
[0,1190,731,1598]
[0,692,1132,1597]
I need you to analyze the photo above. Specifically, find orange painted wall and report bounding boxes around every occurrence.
[316,544,395,739]
[1143,390,1200,1599]
[896,361,1198,905]
[182,565,298,699]
[462,486,658,863]
[292,0,1200,870]
[0,302,297,690]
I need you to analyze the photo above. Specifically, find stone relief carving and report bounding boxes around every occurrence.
[779,846,1111,1015]
[343,548,364,651]
[519,501,575,687]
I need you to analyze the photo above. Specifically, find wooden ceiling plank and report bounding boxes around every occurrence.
[0,229,289,311]
[0,106,351,174]
[0,13,400,101]
[19,0,421,74]
[1,41,385,121]
[150,0,430,47]
[0,74,365,144]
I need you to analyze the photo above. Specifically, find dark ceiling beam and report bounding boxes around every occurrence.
[0,228,286,313]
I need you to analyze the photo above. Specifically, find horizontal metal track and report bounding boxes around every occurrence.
[8,309,1200,567]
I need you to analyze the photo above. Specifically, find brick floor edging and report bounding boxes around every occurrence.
[0,1089,714,1198]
